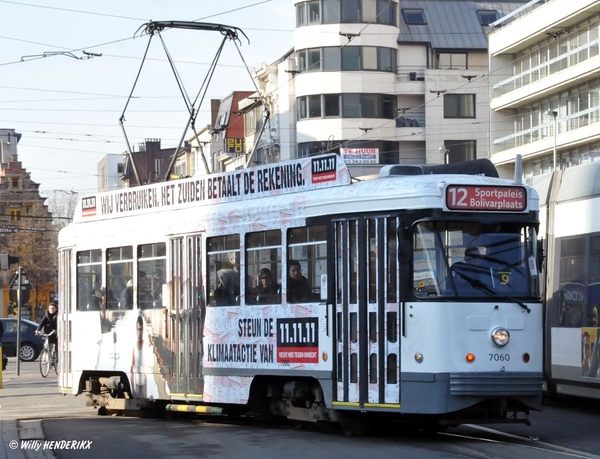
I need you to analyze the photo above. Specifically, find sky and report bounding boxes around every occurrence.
[0,0,296,195]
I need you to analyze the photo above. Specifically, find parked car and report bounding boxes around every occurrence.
[0,318,45,362]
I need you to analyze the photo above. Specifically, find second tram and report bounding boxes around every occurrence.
[57,154,543,431]
[532,161,600,399]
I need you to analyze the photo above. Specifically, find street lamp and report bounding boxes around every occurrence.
[546,110,558,171]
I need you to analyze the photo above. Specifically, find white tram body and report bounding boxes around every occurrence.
[57,154,543,428]
[532,161,600,399]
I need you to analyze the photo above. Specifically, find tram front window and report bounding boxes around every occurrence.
[412,221,539,299]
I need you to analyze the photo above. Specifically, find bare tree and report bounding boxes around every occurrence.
[44,190,78,230]
[11,200,57,304]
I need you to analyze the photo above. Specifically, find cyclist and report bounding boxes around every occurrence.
[36,301,58,358]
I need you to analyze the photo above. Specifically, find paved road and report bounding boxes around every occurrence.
[0,358,95,459]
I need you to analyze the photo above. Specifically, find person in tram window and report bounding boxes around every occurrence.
[252,268,280,304]
[287,260,312,303]
[213,268,240,306]
[151,268,165,308]
[138,271,155,309]
[119,278,134,309]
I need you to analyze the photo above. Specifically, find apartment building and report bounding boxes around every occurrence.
[489,0,600,179]
[234,0,529,179]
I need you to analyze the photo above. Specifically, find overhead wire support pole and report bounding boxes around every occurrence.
[119,32,156,187]
[122,20,250,182]
[157,29,231,180]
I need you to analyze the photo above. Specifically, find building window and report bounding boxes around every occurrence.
[341,0,360,22]
[379,47,395,71]
[444,140,477,163]
[296,0,396,26]
[444,94,476,118]
[342,94,361,117]
[363,46,378,70]
[362,94,380,118]
[0,204,5,217]
[298,46,396,73]
[309,95,322,118]
[324,94,340,117]
[377,0,396,26]
[341,47,361,70]
[307,48,321,72]
[477,10,498,26]
[9,207,21,223]
[298,93,396,119]
[298,97,308,120]
[296,2,306,26]
[323,0,341,23]
[323,47,341,70]
[402,8,426,25]
[10,177,19,189]
[307,0,320,24]
[436,52,467,69]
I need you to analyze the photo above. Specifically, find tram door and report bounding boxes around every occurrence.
[57,248,72,389]
[334,217,400,407]
[169,235,204,396]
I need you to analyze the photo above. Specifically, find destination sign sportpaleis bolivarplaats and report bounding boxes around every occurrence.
[445,185,527,212]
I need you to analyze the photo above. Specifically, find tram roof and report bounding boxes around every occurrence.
[69,154,538,226]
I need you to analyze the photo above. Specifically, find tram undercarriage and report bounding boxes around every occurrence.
[80,372,534,434]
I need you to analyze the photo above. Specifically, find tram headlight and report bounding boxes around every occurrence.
[491,327,510,347]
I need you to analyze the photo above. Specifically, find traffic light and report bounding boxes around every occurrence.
[0,254,20,270]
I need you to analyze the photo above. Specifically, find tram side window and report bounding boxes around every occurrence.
[76,249,102,311]
[387,218,399,302]
[207,234,240,306]
[138,242,166,309]
[335,221,358,304]
[557,236,585,327]
[288,225,327,303]
[246,230,281,305]
[589,234,600,327]
[107,246,133,310]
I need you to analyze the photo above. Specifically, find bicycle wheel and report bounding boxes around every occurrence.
[39,348,50,378]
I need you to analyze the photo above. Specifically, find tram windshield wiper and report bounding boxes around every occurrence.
[450,266,531,313]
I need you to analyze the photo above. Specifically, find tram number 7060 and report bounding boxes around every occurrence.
[489,353,510,362]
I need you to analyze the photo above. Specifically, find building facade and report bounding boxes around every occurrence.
[229,0,530,180]
[97,154,123,192]
[489,0,600,179]
[0,129,55,320]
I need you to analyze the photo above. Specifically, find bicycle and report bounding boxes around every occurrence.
[38,330,58,377]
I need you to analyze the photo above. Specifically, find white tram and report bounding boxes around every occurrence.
[57,154,543,430]
[531,161,600,399]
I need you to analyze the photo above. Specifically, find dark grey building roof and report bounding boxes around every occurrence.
[397,0,530,50]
